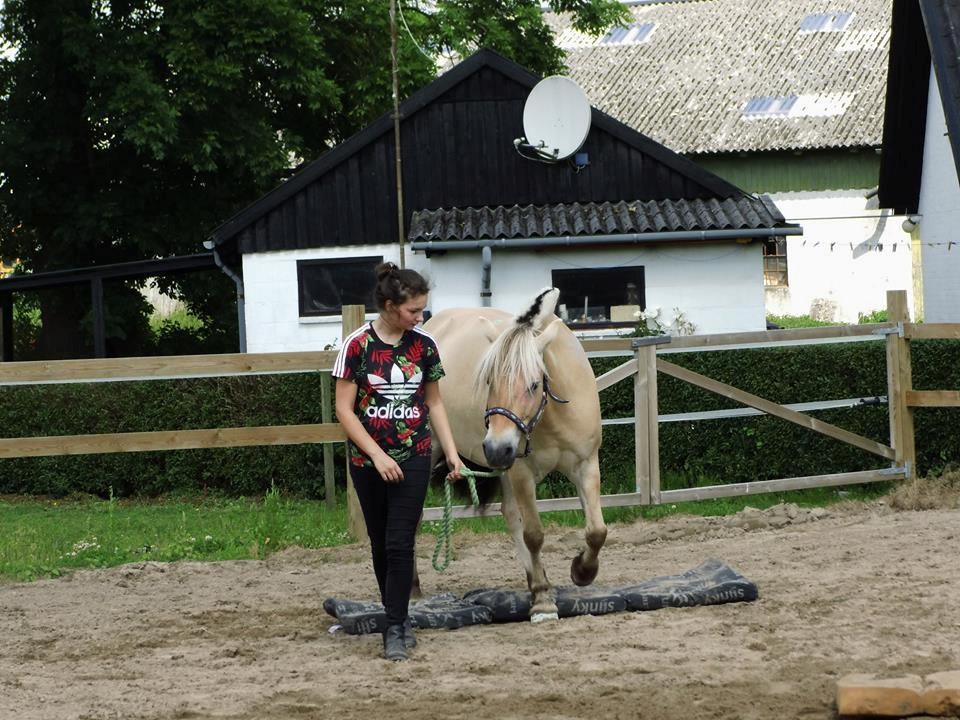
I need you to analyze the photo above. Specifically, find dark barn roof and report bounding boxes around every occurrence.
[878,0,960,214]
[208,49,791,255]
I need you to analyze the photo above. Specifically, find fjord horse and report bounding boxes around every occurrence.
[423,288,607,622]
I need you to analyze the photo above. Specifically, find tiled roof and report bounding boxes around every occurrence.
[546,0,892,154]
[408,195,789,241]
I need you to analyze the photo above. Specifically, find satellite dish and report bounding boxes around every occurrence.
[520,76,592,161]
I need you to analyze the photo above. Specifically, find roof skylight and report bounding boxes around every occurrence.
[742,93,855,120]
[742,95,798,119]
[601,22,656,45]
[800,11,854,33]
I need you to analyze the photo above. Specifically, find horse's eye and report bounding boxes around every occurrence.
[529,381,540,393]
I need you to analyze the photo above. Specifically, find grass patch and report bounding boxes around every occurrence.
[0,476,901,583]
[0,486,350,582]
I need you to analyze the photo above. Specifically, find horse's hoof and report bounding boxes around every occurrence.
[571,553,599,587]
[530,611,559,624]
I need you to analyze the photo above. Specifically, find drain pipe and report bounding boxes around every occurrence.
[205,242,246,353]
[480,245,492,307]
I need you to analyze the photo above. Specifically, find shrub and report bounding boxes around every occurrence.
[1,341,958,499]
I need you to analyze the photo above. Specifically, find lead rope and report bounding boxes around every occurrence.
[431,467,498,572]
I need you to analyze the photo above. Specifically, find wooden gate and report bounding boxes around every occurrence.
[422,290,960,519]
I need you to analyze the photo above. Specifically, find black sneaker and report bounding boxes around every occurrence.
[383,624,407,662]
[402,617,417,649]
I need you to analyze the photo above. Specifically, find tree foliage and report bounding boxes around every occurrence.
[0,0,628,358]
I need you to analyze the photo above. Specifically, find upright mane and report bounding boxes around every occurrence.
[475,323,547,394]
[475,287,561,394]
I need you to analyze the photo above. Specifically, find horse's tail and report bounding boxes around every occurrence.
[430,455,501,507]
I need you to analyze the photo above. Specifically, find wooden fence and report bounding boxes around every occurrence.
[2,291,958,532]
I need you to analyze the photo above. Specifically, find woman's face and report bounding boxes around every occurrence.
[385,293,427,330]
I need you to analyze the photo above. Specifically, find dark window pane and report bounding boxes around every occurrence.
[297,256,381,316]
[551,266,645,325]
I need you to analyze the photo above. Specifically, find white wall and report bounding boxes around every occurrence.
[242,244,430,353]
[765,191,915,323]
[242,240,766,351]
[428,241,766,335]
[918,69,960,322]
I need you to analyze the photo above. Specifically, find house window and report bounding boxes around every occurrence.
[297,256,382,317]
[551,266,645,327]
[601,22,656,45]
[763,239,788,287]
[800,11,854,33]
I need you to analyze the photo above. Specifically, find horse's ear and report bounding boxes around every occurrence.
[535,317,563,352]
[517,287,560,330]
[478,316,501,344]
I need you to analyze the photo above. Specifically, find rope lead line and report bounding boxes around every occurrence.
[431,467,496,572]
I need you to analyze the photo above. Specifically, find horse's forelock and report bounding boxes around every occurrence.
[475,324,547,395]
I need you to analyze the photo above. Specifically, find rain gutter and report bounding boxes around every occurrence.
[409,227,803,254]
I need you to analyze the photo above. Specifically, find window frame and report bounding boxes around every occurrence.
[296,255,382,318]
[551,265,646,330]
[762,238,789,287]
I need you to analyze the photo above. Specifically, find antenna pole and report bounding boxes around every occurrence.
[390,0,406,269]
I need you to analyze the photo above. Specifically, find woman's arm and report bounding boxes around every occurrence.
[425,381,463,480]
[334,378,404,483]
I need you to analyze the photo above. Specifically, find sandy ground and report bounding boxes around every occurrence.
[1,500,959,720]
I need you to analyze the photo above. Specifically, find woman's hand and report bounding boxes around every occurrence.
[445,454,464,482]
[374,453,404,483]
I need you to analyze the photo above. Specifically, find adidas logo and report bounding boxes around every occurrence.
[365,404,422,419]
[365,364,423,419]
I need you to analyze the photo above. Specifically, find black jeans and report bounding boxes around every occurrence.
[350,453,430,627]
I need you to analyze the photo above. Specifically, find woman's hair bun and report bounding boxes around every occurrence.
[374,261,399,281]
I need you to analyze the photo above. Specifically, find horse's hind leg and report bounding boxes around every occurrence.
[570,453,607,586]
[502,466,558,622]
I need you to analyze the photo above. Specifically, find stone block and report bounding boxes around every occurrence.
[837,673,925,717]
[923,670,960,716]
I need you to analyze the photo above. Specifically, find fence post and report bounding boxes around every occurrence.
[320,371,336,509]
[885,290,916,480]
[342,304,368,541]
[632,336,664,505]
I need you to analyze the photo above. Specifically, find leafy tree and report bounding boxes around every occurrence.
[0,0,627,359]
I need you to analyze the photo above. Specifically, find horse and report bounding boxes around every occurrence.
[420,287,607,622]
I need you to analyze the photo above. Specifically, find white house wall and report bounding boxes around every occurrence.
[765,191,915,322]
[241,244,428,353]
[427,243,766,335]
[918,68,960,323]
[242,241,767,352]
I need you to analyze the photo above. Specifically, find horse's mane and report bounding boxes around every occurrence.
[475,322,547,394]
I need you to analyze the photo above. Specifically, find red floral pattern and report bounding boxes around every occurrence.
[332,324,444,467]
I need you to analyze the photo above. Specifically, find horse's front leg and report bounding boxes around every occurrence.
[502,465,558,622]
[569,453,607,586]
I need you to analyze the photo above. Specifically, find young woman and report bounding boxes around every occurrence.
[333,262,463,661]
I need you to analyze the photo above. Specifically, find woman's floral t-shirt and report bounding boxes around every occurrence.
[333,323,445,468]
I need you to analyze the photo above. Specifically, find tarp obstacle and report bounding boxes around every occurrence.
[324,558,759,635]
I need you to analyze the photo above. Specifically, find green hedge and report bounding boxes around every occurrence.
[1,340,958,498]
[597,339,960,489]
[0,374,343,498]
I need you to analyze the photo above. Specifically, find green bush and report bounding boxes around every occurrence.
[0,374,345,498]
[1,341,958,499]
[594,339,960,490]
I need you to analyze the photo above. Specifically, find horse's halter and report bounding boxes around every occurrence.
[483,376,569,458]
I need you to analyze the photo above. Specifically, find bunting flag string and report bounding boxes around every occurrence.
[791,239,957,252]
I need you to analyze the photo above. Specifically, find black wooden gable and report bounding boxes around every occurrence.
[879,0,960,215]
[208,49,749,255]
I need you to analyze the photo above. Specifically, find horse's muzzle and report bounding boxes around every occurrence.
[482,438,517,469]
